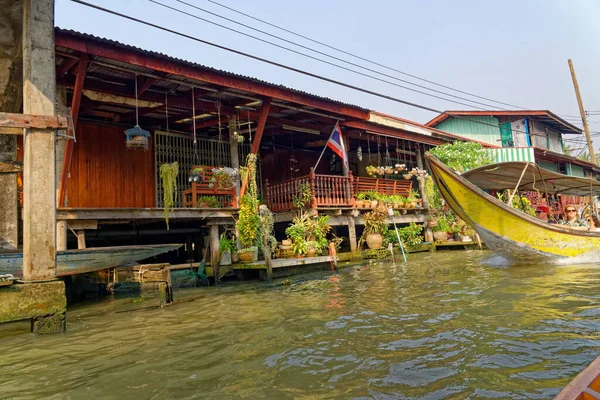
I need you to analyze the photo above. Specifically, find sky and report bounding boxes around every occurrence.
[56,0,600,150]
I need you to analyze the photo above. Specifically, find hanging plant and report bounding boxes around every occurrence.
[160,162,179,230]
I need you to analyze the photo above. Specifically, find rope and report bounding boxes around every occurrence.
[165,89,169,132]
[191,87,196,144]
[507,162,530,207]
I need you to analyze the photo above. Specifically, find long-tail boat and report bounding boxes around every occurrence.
[554,355,600,399]
[0,244,182,278]
[425,153,600,263]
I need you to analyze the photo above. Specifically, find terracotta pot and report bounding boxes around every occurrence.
[231,252,239,263]
[403,175,412,180]
[238,250,255,263]
[393,202,400,209]
[282,239,292,246]
[307,247,317,257]
[371,200,378,208]
[365,233,383,249]
[355,200,364,208]
[433,231,448,242]
[410,201,418,208]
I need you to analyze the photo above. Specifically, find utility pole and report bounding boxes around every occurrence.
[568,59,596,165]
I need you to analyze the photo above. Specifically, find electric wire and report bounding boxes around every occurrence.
[148,0,493,111]
[68,0,593,144]
[169,0,507,111]
[204,0,526,110]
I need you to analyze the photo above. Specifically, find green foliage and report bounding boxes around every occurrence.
[293,183,313,208]
[237,154,260,249]
[496,191,536,216]
[424,176,442,210]
[160,162,179,230]
[285,212,332,255]
[259,205,278,256]
[196,195,220,208]
[405,189,420,203]
[432,213,454,233]
[430,141,492,172]
[359,207,389,247]
[398,223,424,246]
[238,195,260,248]
[219,235,237,253]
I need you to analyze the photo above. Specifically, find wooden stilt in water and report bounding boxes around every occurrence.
[209,225,220,283]
[347,216,357,251]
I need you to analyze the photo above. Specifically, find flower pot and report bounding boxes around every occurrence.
[355,200,364,208]
[295,254,306,259]
[403,174,412,180]
[282,239,292,246]
[366,233,383,249]
[410,201,418,208]
[393,202,400,209]
[370,200,378,208]
[433,231,448,242]
[307,247,317,257]
[199,201,210,208]
[238,247,257,263]
[220,249,232,266]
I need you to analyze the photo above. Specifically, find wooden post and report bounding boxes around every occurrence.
[568,59,596,165]
[56,221,67,251]
[209,224,220,281]
[347,215,357,251]
[76,230,86,249]
[58,54,88,207]
[22,0,57,281]
[228,115,240,200]
[240,98,271,197]
[415,145,428,209]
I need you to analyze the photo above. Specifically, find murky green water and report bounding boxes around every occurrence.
[2,250,600,399]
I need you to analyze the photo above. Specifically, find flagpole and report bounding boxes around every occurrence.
[314,121,338,170]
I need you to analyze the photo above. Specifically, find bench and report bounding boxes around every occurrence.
[353,176,413,197]
[182,166,237,208]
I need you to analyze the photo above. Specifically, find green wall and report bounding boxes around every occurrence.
[435,116,501,146]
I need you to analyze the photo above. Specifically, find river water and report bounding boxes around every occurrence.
[2,250,600,399]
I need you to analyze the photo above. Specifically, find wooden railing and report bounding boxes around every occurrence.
[264,175,311,212]
[182,166,237,208]
[353,176,412,197]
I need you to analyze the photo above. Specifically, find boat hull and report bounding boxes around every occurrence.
[426,154,600,262]
[0,244,182,278]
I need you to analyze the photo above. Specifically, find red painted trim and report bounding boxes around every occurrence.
[55,32,370,120]
[59,54,88,207]
[251,98,271,155]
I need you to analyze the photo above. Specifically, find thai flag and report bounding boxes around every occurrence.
[327,122,348,167]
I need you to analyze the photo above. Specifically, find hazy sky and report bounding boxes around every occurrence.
[56,0,600,149]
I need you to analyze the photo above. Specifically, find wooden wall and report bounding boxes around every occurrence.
[66,122,155,208]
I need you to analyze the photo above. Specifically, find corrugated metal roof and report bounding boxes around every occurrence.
[425,110,582,135]
[55,27,369,113]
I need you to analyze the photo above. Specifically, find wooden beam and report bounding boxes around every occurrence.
[137,77,158,96]
[0,112,68,129]
[56,57,79,76]
[251,98,271,154]
[55,31,370,120]
[59,54,89,207]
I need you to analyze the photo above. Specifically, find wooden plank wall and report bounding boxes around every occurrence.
[66,122,155,207]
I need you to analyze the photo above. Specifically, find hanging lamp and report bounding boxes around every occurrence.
[124,74,150,150]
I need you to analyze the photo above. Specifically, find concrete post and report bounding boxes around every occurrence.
[22,0,56,280]
[228,115,240,199]
[347,215,357,251]
[56,221,67,251]
[209,224,220,281]
[415,145,428,209]
[0,0,23,251]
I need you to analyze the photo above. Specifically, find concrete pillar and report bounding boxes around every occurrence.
[22,0,56,280]
[0,0,23,251]
[347,215,357,251]
[76,230,86,249]
[209,224,220,281]
[228,115,240,199]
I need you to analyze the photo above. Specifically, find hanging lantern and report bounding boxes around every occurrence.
[124,125,149,150]
[357,146,363,161]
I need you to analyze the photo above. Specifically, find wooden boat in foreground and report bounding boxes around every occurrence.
[554,355,600,399]
[0,244,182,278]
[425,153,600,263]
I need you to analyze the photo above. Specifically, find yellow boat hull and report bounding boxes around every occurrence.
[426,154,600,262]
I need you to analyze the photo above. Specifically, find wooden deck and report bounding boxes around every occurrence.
[57,207,236,221]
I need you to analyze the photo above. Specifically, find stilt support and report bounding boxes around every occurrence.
[347,216,357,251]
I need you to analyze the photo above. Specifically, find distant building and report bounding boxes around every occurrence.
[426,110,599,177]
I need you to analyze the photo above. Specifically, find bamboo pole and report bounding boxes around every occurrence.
[568,59,596,165]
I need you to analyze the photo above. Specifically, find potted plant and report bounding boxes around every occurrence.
[406,190,420,208]
[219,234,237,266]
[432,213,451,242]
[403,173,412,180]
[293,182,313,209]
[210,167,238,189]
[355,192,367,209]
[197,195,220,208]
[237,154,260,263]
[360,206,388,249]
[398,222,424,247]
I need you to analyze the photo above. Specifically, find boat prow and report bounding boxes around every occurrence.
[554,355,600,399]
[425,153,600,263]
[0,243,182,278]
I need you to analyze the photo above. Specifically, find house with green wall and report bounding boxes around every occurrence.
[425,110,599,178]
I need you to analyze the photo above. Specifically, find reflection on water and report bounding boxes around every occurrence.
[2,250,600,399]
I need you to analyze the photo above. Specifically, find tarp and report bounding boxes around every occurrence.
[462,162,600,196]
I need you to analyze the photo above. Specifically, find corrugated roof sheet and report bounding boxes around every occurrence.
[55,27,369,113]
